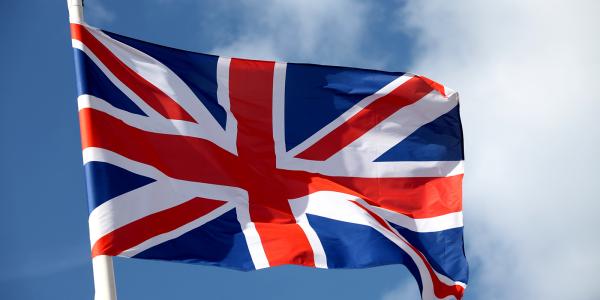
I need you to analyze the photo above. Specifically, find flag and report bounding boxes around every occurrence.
[70,22,468,299]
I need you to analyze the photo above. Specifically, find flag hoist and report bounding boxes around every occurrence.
[67,2,118,299]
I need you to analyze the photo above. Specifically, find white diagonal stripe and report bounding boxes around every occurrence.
[369,207,463,233]
[84,148,248,246]
[119,203,235,257]
[78,94,237,154]
[288,191,466,299]
[72,40,164,120]
[331,89,459,162]
[86,26,222,130]
[284,74,413,158]
[74,24,238,154]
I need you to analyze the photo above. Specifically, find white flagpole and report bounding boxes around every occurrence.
[66,0,118,299]
[92,255,117,300]
[66,0,84,24]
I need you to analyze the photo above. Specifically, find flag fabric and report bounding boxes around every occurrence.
[70,22,468,299]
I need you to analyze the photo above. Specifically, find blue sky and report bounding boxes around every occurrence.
[1,0,599,299]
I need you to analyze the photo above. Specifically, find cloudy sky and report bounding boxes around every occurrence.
[1,0,599,299]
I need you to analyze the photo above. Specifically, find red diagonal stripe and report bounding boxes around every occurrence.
[352,201,465,299]
[295,76,434,161]
[351,201,396,233]
[92,197,226,257]
[418,75,447,97]
[405,230,465,299]
[70,23,196,122]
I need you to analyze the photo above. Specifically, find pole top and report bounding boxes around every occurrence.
[67,0,84,23]
[68,0,84,7]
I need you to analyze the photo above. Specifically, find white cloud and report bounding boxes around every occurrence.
[211,0,383,68]
[217,1,600,297]
[392,0,600,299]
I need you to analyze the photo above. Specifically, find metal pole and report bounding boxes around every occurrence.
[66,0,118,299]
[67,0,84,24]
[92,255,118,300]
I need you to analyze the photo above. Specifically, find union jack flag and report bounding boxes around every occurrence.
[70,22,468,299]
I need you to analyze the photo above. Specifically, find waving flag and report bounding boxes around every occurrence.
[70,22,468,299]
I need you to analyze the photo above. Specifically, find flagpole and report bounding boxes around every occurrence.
[92,255,117,300]
[67,0,84,24]
[66,0,118,299]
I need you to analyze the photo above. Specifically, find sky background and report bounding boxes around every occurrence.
[1,0,599,299]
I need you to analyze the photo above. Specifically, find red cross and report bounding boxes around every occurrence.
[80,74,462,266]
[73,23,466,297]
[74,22,462,268]
[228,59,316,267]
